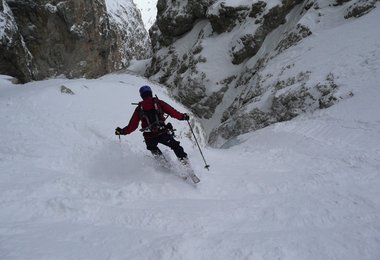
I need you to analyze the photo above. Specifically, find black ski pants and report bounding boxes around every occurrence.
[145,133,187,160]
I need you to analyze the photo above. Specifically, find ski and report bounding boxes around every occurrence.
[179,158,200,184]
[188,172,200,184]
[176,167,200,183]
[152,155,200,184]
[181,171,200,184]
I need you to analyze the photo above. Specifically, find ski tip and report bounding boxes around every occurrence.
[191,175,200,184]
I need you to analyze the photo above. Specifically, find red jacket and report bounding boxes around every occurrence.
[122,97,184,138]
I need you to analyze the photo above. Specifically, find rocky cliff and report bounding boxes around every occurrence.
[0,0,150,83]
[145,0,378,146]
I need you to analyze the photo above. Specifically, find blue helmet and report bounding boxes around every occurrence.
[139,85,152,98]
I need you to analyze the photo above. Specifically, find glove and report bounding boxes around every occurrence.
[182,113,190,121]
[166,122,173,130]
[115,127,124,135]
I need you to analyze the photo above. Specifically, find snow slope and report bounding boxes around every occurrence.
[1,69,380,259]
[134,0,157,30]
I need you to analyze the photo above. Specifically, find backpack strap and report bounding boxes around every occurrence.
[152,97,161,114]
[137,101,144,120]
[138,98,166,133]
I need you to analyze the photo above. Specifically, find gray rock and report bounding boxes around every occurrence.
[344,0,377,19]
[207,3,251,34]
[0,0,37,82]
[275,24,312,54]
[335,0,352,6]
[231,0,304,64]
[60,85,75,95]
[209,72,344,146]
[0,0,150,83]
[156,0,212,37]
[249,1,267,18]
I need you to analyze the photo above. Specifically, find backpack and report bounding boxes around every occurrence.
[138,97,166,133]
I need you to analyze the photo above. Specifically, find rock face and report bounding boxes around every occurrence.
[155,0,212,37]
[146,0,377,146]
[344,0,378,18]
[106,0,151,66]
[0,0,37,83]
[0,0,150,83]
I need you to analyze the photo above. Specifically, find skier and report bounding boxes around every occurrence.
[115,85,190,163]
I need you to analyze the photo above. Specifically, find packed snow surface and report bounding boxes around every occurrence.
[1,66,379,259]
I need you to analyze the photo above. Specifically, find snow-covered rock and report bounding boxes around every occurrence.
[146,0,379,146]
[0,0,150,83]
[106,0,151,64]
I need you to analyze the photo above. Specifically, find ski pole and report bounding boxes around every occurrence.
[187,120,210,170]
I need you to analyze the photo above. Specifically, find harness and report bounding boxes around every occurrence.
[138,97,167,133]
